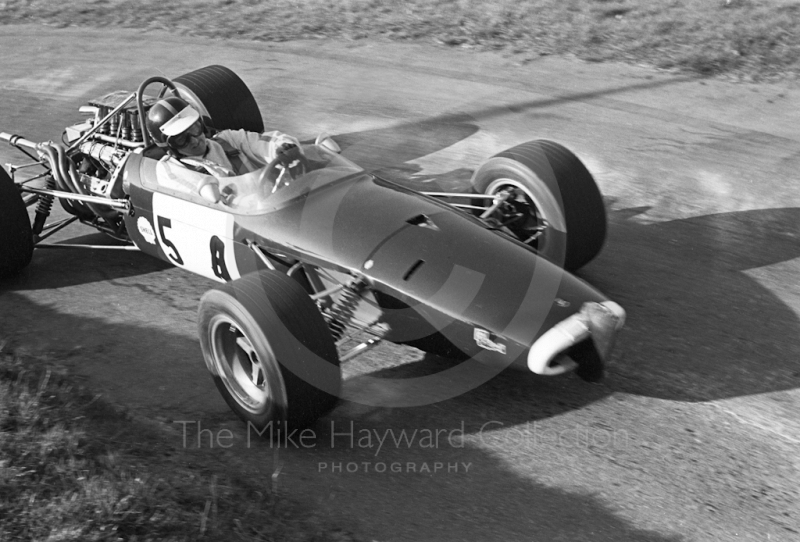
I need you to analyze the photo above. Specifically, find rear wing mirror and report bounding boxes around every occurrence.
[315,133,341,154]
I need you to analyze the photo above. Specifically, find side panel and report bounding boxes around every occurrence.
[124,153,242,282]
[123,160,168,263]
[151,192,241,282]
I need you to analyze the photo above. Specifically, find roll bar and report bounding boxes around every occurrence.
[135,76,182,148]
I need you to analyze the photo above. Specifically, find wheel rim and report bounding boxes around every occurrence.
[484,177,563,260]
[208,315,272,413]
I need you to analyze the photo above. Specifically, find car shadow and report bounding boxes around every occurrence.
[333,113,480,174]
[0,231,171,292]
[327,73,697,180]
[0,291,682,542]
[578,206,800,402]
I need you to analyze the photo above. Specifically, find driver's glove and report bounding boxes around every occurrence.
[276,142,300,167]
[277,142,298,155]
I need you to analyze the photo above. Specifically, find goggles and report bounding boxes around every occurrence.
[166,121,204,149]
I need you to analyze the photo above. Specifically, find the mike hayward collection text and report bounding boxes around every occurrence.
[175,419,629,454]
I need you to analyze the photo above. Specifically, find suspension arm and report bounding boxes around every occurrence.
[21,185,130,211]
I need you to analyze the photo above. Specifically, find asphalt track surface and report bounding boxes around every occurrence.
[1,25,799,541]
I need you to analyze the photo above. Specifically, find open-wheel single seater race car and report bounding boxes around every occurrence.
[0,65,625,432]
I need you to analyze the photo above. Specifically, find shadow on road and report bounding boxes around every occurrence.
[0,231,170,292]
[249,385,683,542]
[330,73,697,175]
[581,206,800,402]
[0,289,224,420]
[1,73,796,536]
[334,113,480,175]
[0,291,681,542]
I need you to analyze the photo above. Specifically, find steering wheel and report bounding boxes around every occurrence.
[261,146,309,195]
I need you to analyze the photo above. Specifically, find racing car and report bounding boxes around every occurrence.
[0,66,625,432]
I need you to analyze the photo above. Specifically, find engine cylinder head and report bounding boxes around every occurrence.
[120,111,132,140]
[108,112,120,137]
[98,107,110,134]
[129,111,142,142]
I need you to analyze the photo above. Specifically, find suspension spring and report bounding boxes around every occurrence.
[31,175,56,235]
[327,279,364,341]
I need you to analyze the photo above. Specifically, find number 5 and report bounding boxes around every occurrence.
[157,216,184,265]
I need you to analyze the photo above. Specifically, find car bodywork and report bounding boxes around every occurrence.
[0,65,625,427]
[123,144,621,378]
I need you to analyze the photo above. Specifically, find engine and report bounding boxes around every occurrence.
[64,90,156,200]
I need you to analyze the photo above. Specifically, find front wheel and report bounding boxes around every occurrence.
[197,271,341,435]
[0,166,33,278]
[471,140,606,271]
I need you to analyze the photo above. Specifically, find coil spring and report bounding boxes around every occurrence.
[327,280,364,341]
[31,176,56,235]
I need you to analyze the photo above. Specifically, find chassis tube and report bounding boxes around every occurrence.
[2,134,119,219]
[21,185,129,211]
[66,92,136,153]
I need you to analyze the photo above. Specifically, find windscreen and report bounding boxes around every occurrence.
[149,143,365,214]
[220,144,365,214]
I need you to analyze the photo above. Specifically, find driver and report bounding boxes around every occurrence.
[146,96,301,201]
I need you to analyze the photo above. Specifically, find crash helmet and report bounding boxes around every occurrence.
[146,96,202,147]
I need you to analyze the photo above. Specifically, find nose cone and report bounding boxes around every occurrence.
[526,300,626,381]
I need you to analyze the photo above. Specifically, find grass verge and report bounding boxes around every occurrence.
[0,345,358,541]
[1,0,800,80]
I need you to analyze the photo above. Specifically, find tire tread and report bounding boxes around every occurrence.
[174,65,265,133]
[491,139,606,270]
[199,271,340,431]
[0,167,33,278]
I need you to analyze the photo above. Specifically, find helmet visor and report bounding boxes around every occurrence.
[160,104,201,137]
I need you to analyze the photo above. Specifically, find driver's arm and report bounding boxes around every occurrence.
[215,129,300,167]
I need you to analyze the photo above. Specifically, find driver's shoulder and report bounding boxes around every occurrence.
[206,136,230,153]
[214,128,253,145]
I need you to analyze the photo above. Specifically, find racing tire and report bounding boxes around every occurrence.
[470,139,606,271]
[0,166,33,278]
[173,65,265,133]
[198,271,341,436]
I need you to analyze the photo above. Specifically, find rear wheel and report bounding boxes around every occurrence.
[173,65,264,133]
[0,167,33,278]
[198,271,341,435]
[471,139,606,271]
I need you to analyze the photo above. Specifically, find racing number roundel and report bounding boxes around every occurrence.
[151,193,240,282]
